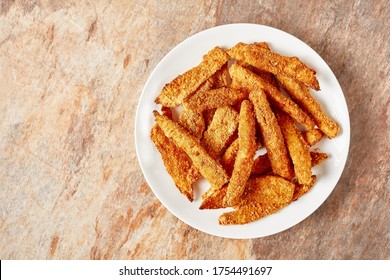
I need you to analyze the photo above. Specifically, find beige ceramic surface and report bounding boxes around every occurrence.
[0,0,389,259]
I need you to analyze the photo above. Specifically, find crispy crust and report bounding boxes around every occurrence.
[277,110,312,185]
[202,106,239,159]
[212,63,229,88]
[199,185,227,209]
[183,87,247,113]
[249,90,294,180]
[277,74,339,138]
[178,109,205,140]
[310,151,328,167]
[228,42,320,90]
[224,100,257,206]
[251,154,272,176]
[242,175,295,204]
[155,46,229,107]
[218,202,287,225]
[302,128,324,146]
[220,138,239,176]
[229,64,315,129]
[151,125,194,201]
[292,175,317,201]
[154,111,229,188]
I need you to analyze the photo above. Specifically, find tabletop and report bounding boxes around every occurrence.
[0,0,389,260]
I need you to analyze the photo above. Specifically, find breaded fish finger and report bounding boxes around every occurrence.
[224,100,257,206]
[199,185,227,209]
[183,87,247,113]
[277,74,339,138]
[302,128,324,146]
[292,175,317,201]
[220,138,239,176]
[277,110,312,185]
[251,154,272,176]
[228,42,319,90]
[151,125,194,201]
[219,202,287,225]
[249,90,294,180]
[242,175,295,204]
[230,64,315,130]
[178,109,205,140]
[202,106,239,159]
[155,47,229,107]
[154,111,229,188]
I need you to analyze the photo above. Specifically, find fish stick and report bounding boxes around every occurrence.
[202,106,239,159]
[277,110,312,185]
[292,175,317,201]
[154,111,229,188]
[220,138,239,176]
[277,74,339,138]
[199,185,227,209]
[224,100,257,206]
[219,202,287,225]
[303,128,324,146]
[151,125,194,201]
[228,42,319,90]
[212,63,229,88]
[155,47,229,107]
[178,109,205,139]
[242,175,295,204]
[178,73,216,139]
[249,90,294,180]
[229,64,315,129]
[203,109,217,128]
[253,41,271,50]
[183,87,247,113]
[251,154,272,175]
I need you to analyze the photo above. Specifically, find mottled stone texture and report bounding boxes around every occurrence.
[0,0,389,259]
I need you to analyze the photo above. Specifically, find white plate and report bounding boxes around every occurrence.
[135,24,350,239]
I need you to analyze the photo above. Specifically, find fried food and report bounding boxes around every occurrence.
[292,175,317,201]
[160,106,173,119]
[203,108,217,128]
[155,46,229,107]
[151,124,194,201]
[199,185,227,209]
[212,63,229,88]
[277,110,312,185]
[251,154,272,175]
[220,138,239,176]
[253,41,271,50]
[178,109,205,139]
[310,151,328,167]
[218,202,287,225]
[303,128,324,146]
[151,42,337,226]
[183,87,247,113]
[277,74,339,138]
[249,90,294,180]
[229,64,316,129]
[224,100,257,206]
[219,175,295,225]
[228,42,320,90]
[242,175,295,204]
[154,111,229,188]
[177,74,216,139]
[202,106,239,159]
